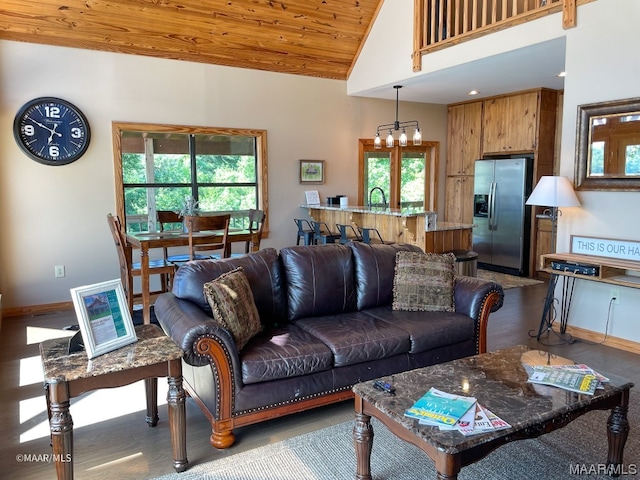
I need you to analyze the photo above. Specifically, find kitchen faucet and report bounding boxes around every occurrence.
[368,187,387,208]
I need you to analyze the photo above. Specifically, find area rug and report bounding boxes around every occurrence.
[154,392,639,480]
[477,269,543,289]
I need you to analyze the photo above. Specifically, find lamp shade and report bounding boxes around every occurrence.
[526,176,581,207]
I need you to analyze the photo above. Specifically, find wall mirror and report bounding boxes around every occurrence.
[575,97,640,190]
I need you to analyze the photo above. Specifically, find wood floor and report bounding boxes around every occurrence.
[2,282,638,480]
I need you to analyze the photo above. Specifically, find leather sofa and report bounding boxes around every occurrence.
[155,242,504,449]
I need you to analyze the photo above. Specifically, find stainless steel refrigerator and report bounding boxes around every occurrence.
[472,157,533,276]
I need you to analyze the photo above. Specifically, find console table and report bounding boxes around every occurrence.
[537,252,640,340]
[39,324,188,479]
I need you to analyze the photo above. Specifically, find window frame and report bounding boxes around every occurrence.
[112,121,268,233]
[357,139,439,211]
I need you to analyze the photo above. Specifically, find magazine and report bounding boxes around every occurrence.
[527,365,598,395]
[405,388,476,427]
[417,400,511,435]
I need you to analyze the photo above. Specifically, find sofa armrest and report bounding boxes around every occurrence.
[453,276,504,354]
[154,292,241,370]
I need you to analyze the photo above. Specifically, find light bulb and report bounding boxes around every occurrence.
[374,133,381,149]
[386,130,394,148]
[399,128,408,147]
[413,128,422,146]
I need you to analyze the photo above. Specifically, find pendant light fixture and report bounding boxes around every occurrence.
[374,85,422,149]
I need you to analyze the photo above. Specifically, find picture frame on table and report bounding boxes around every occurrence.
[299,160,325,184]
[70,279,138,359]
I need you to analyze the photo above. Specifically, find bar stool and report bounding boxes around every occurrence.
[357,226,386,244]
[294,218,314,245]
[311,221,341,244]
[335,224,362,244]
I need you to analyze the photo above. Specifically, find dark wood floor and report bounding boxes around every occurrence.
[1,282,638,479]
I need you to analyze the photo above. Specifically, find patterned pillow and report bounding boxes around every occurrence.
[392,251,456,312]
[203,267,262,350]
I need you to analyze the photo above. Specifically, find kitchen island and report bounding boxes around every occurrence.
[302,204,473,253]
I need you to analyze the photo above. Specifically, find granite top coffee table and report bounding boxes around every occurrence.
[352,345,634,479]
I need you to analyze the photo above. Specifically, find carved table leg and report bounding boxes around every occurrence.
[167,363,188,472]
[145,378,159,427]
[607,389,630,477]
[353,412,374,480]
[48,381,73,480]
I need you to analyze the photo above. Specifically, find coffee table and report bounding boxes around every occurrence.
[353,345,634,479]
[40,324,188,480]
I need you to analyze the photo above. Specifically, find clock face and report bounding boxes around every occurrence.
[13,97,91,166]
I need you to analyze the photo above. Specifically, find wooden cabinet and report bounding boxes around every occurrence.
[535,217,553,275]
[446,101,482,176]
[444,176,474,224]
[445,88,559,275]
[482,92,538,153]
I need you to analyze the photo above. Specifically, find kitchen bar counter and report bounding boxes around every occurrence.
[302,204,474,253]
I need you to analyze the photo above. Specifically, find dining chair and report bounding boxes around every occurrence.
[294,218,315,245]
[184,214,231,260]
[106,214,176,313]
[244,209,266,253]
[357,226,388,245]
[157,210,208,264]
[310,220,341,244]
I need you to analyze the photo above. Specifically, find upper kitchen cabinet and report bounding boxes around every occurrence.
[446,101,483,176]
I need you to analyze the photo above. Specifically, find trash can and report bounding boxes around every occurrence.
[449,250,478,277]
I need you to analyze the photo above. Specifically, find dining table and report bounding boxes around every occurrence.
[125,228,253,324]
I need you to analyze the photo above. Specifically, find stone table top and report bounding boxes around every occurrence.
[40,324,183,383]
[353,345,634,453]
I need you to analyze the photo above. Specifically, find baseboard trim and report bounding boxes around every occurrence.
[3,301,73,318]
[560,324,640,355]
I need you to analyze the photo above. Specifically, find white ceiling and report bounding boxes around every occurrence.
[353,37,567,105]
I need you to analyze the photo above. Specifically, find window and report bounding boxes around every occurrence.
[112,122,267,232]
[358,140,438,211]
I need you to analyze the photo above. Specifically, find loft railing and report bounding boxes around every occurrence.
[412,0,588,71]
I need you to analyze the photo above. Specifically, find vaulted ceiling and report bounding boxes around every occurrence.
[0,0,381,81]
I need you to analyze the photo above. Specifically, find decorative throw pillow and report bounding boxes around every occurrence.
[392,251,456,312]
[203,267,262,350]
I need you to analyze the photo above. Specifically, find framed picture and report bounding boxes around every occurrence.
[70,279,138,359]
[299,160,325,184]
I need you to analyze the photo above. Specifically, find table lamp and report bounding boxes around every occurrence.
[526,176,581,253]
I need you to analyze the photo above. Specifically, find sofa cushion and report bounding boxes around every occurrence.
[240,323,334,384]
[171,247,288,327]
[363,306,475,354]
[280,244,357,321]
[350,242,424,310]
[204,267,262,350]
[393,251,456,312]
[295,311,410,367]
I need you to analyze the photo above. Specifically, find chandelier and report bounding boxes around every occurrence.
[374,85,422,149]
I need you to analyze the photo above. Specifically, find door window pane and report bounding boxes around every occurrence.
[364,152,391,206]
[400,152,426,209]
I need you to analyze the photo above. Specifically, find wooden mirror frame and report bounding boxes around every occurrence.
[575,96,640,191]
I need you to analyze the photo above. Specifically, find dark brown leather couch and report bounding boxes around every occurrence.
[155,242,504,449]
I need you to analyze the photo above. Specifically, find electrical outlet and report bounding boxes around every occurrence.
[54,265,65,278]
[610,288,620,305]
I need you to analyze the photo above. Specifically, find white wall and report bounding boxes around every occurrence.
[0,40,447,309]
[555,0,640,343]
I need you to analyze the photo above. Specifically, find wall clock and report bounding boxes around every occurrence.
[13,97,91,166]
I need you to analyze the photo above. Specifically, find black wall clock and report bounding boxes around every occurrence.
[13,97,91,166]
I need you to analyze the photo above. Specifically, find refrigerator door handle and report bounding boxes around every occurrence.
[488,182,497,230]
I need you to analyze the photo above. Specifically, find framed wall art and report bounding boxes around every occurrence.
[299,160,325,184]
[70,279,137,359]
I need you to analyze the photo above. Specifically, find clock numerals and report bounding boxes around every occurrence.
[44,105,61,119]
[49,145,60,158]
[70,127,84,139]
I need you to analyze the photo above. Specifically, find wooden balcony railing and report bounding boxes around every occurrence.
[412,0,588,71]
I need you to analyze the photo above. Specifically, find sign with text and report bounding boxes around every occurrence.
[571,235,640,262]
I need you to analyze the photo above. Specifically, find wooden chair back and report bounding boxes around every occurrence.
[107,213,135,311]
[184,214,231,260]
[245,209,265,253]
[157,210,183,231]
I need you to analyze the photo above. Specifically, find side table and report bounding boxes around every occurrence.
[39,324,188,479]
